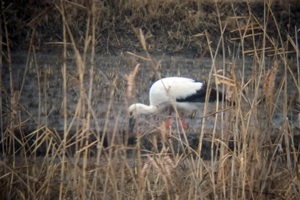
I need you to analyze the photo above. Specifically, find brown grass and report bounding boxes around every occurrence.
[1,0,300,199]
[4,0,299,56]
[263,61,278,102]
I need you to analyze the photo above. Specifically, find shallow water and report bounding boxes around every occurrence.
[2,51,298,135]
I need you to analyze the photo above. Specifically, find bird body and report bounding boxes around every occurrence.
[128,77,224,130]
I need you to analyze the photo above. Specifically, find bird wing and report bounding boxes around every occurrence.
[149,77,202,106]
[169,78,223,103]
[176,87,223,102]
[149,77,223,106]
[175,83,207,102]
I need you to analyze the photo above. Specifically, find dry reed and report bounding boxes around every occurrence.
[263,61,278,103]
[1,0,300,199]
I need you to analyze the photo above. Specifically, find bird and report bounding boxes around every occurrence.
[128,76,227,131]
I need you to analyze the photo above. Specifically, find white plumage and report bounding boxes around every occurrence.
[128,77,224,130]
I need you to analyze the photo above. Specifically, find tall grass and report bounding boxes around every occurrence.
[1,0,299,199]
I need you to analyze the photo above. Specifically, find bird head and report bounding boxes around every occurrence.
[128,103,158,131]
[128,104,139,132]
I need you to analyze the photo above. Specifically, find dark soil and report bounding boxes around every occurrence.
[3,0,300,57]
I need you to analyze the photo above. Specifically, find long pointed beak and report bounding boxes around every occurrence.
[129,116,136,132]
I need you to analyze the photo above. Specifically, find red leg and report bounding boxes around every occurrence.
[181,119,188,130]
[166,118,171,129]
[166,117,188,130]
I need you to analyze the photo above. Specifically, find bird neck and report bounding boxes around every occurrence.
[134,103,158,115]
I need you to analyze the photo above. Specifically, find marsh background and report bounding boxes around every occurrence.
[1,0,300,199]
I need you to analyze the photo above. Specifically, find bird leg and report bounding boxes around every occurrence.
[180,119,188,130]
[165,117,188,130]
[165,107,188,130]
[177,111,188,130]
[165,117,172,129]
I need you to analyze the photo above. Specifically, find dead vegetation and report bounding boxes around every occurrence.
[1,0,300,199]
[3,0,300,56]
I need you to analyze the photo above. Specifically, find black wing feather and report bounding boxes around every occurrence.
[176,83,223,103]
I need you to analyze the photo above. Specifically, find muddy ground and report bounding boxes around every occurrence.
[1,0,300,156]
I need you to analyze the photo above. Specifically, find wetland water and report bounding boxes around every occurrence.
[2,52,299,144]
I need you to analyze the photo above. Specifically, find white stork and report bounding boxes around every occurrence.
[128,76,226,130]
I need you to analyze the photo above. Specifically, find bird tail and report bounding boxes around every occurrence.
[208,88,223,102]
[210,88,235,106]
